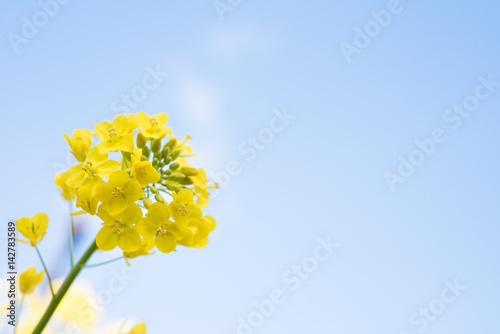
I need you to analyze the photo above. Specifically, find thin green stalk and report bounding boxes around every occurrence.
[85,256,124,268]
[36,246,55,297]
[69,201,75,268]
[122,151,129,168]
[14,294,24,334]
[32,240,98,334]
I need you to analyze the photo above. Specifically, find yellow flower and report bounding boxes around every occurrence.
[131,160,160,188]
[136,203,188,253]
[168,189,202,224]
[126,322,147,334]
[191,168,218,209]
[54,171,76,201]
[94,170,143,216]
[96,203,143,252]
[65,147,121,189]
[75,177,101,215]
[16,213,48,247]
[178,215,216,249]
[19,266,44,294]
[94,114,136,154]
[123,238,155,265]
[136,112,170,139]
[62,129,93,162]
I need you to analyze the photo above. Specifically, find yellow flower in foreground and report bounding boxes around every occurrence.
[168,189,202,224]
[65,147,121,189]
[54,171,76,201]
[126,322,147,334]
[19,266,44,294]
[94,170,142,216]
[62,129,93,162]
[131,160,161,188]
[137,203,188,253]
[16,213,48,247]
[96,203,143,252]
[95,114,136,153]
[136,112,170,139]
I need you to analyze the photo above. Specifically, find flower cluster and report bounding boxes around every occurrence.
[55,112,218,255]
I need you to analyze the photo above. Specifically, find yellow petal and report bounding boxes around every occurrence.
[96,226,118,251]
[95,160,121,179]
[107,196,128,216]
[136,218,157,238]
[136,112,150,129]
[153,113,168,128]
[94,121,112,140]
[146,202,170,226]
[19,266,44,294]
[155,232,176,253]
[128,322,147,334]
[131,161,161,188]
[123,179,143,202]
[118,228,141,252]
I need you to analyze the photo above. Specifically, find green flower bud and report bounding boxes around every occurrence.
[151,139,162,153]
[164,169,172,176]
[164,157,172,165]
[166,172,185,182]
[142,146,150,159]
[161,147,170,160]
[151,186,158,194]
[141,155,148,161]
[158,161,165,168]
[136,133,147,148]
[143,198,153,209]
[139,190,146,200]
[165,138,177,150]
[179,177,193,185]
[166,183,182,192]
[180,167,198,176]
[170,149,181,161]
[155,194,165,203]
[121,151,131,163]
[153,157,159,166]
[169,162,180,170]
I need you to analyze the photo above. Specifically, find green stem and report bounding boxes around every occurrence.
[14,294,24,334]
[32,240,98,334]
[85,256,124,268]
[69,201,75,268]
[36,246,55,297]
[122,151,129,168]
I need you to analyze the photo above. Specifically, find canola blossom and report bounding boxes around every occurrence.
[14,112,218,333]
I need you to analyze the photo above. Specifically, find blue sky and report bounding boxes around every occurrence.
[1,1,500,333]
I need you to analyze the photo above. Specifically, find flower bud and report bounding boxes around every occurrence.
[161,147,170,160]
[151,139,162,153]
[136,133,147,148]
[166,172,185,182]
[139,190,146,200]
[153,157,159,166]
[170,149,181,161]
[165,183,181,192]
[142,146,150,159]
[179,177,193,185]
[169,162,180,170]
[165,138,177,150]
[164,157,172,165]
[180,167,198,176]
[155,194,165,203]
[143,198,153,209]
[121,151,131,163]
[141,155,148,161]
[151,186,158,194]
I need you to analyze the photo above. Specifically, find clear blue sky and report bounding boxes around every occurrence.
[1,1,500,333]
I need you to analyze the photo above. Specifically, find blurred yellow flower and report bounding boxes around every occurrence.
[19,266,44,294]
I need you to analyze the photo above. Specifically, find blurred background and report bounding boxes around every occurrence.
[1,1,500,333]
